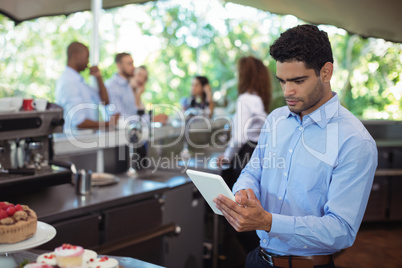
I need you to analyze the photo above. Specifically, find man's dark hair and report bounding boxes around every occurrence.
[269,24,333,75]
[194,76,209,87]
[115,52,131,63]
[67,42,87,61]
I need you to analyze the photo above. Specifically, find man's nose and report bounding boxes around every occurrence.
[283,83,296,97]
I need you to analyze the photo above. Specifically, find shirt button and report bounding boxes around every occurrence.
[289,149,293,153]
[284,172,288,176]
[263,239,267,243]
[299,126,303,130]
[303,246,307,249]
[275,236,279,239]
[278,196,283,200]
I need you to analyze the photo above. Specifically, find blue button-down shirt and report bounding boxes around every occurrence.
[105,73,137,119]
[233,92,377,256]
[55,66,101,130]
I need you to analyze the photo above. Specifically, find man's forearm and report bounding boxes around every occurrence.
[77,119,111,129]
[96,76,109,104]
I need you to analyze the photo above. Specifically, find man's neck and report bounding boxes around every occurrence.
[67,63,80,73]
[118,72,129,81]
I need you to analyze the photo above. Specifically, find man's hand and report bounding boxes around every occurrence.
[213,188,272,232]
[107,113,120,128]
[89,66,102,78]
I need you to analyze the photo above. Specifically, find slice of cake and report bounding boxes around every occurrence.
[54,243,84,267]
[87,256,119,268]
[0,202,37,244]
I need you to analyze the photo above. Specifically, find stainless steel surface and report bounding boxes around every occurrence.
[0,103,64,140]
[0,104,69,193]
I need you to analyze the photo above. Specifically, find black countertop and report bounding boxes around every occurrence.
[5,169,190,223]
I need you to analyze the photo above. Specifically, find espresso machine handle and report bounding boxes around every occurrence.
[48,160,73,169]
[2,168,35,175]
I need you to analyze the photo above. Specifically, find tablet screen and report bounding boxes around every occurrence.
[186,169,235,215]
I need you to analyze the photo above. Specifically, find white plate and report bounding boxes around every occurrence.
[0,221,56,254]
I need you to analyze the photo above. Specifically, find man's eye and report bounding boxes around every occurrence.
[295,80,304,84]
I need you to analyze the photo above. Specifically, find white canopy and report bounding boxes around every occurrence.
[0,0,155,23]
[1,0,402,43]
[228,0,402,43]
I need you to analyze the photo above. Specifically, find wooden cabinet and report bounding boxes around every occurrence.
[363,147,402,222]
[161,183,205,268]
[38,213,101,250]
[100,198,165,265]
[364,176,389,221]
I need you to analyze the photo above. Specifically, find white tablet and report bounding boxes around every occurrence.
[186,169,235,215]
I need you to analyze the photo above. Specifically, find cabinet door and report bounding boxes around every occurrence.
[363,176,388,222]
[101,198,163,265]
[389,149,402,220]
[162,183,205,268]
[102,198,162,243]
[38,214,101,250]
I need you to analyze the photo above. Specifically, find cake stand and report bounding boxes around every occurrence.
[0,221,56,268]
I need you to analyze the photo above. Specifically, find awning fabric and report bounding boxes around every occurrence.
[228,0,402,43]
[1,0,402,43]
[0,0,155,24]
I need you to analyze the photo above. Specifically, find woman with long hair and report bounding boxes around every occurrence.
[218,55,272,182]
[217,56,272,266]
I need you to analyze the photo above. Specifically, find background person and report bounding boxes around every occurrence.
[130,65,168,124]
[56,42,119,130]
[105,52,137,119]
[214,24,378,268]
[218,55,272,188]
[181,76,214,118]
[217,56,272,267]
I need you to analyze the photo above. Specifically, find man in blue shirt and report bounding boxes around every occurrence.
[105,53,138,119]
[106,54,168,124]
[214,25,377,268]
[56,42,119,130]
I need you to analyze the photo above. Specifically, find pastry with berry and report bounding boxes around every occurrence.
[0,201,37,244]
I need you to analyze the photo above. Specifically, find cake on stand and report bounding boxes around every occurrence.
[0,221,56,268]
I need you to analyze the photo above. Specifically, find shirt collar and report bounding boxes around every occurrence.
[65,66,84,82]
[286,92,340,128]
[114,73,129,86]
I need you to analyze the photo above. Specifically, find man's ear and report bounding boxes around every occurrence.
[320,62,333,83]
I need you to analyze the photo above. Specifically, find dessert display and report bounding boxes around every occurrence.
[0,201,37,244]
[27,244,120,268]
[54,244,84,267]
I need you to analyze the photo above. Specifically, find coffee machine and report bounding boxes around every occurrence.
[0,103,71,195]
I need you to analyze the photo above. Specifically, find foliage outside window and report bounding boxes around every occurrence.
[0,0,401,119]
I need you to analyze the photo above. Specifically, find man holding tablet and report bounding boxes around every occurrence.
[213,24,377,268]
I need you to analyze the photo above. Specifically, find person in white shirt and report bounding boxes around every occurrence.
[56,42,119,130]
[218,55,272,182]
[217,56,272,262]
